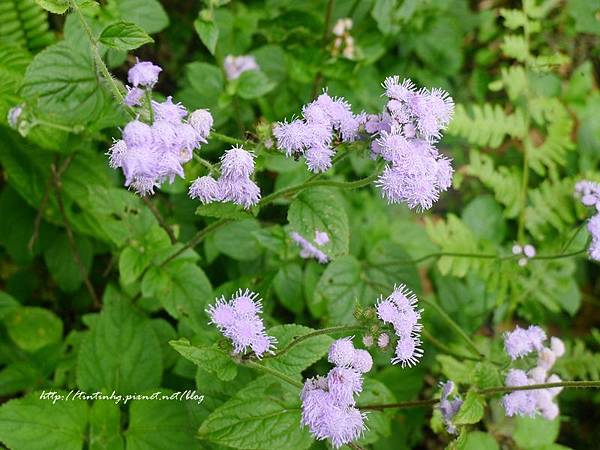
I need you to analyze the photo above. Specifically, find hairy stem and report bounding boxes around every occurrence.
[421,329,484,363]
[210,131,246,146]
[142,196,177,244]
[267,325,365,359]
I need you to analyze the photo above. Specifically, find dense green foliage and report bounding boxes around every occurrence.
[0,0,599,449]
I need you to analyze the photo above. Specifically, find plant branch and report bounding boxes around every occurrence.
[142,196,177,244]
[210,131,246,146]
[51,162,100,309]
[243,360,303,389]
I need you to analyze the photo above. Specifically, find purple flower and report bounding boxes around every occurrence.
[206,289,276,358]
[153,96,188,123]
[328,338,356,367]
[327,367,363,405]
[219,177,261,209]
[503,391,537,417]
[305,145,334,173]
[575,180,600,211]
[314,230,330,246]
[189,176,220,203]
[290,231,329,263]
[224,55,259,80]
[550,337,565,358]
[392,335,423,367]
[351,349,373,374]
[505,369,528,387]
[377,333,389,348]
[123,120,154,147]
[128,59,162,88]
[504,325,547,360]
[220,146,256,179]
[107,139,127,169]
[189,109,213,140]
[7,105,22,129]
[587,213,600,261]
[439,381,463,434]
[273,119,307,156]
[124,86,144,107]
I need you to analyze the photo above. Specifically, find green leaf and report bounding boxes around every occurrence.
[5,307,63,352]
[194,18,218,55]
[196,202,252,219]
[461,431,500,450]
[170,338,238,382]
[99,21,153,50]
[317,241,420,324]
[77,286,162,394]
[288,187,350,259]
[372,0,398,35]
[453,391,485,425]
[142,259,213,325]
[126,396,202,450]
[273,263,304,314]
[264,324,333,375]
[461,195,506,244]
[118,226,171,286]
[513,416,560,449]
[212,219,262,260]
[236,70,276,99]
[185,62,224,109]
[35,0,68,14]
[21,41,105,125]
[115,0,169,34]
[89,401,124,450]
[0,392,88,450]
[356,379,397,445]
[198,376,312,450]
[44,234,93,292]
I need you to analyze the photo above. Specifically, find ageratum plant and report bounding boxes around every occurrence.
[0,1,599,450]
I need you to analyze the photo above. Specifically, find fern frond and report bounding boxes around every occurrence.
[464,151,522,218]
[499,9,528,30]
[555,338,600,380]
[501,34,529,62]
[0,0,54,52]
[449,103,527,148]
[500,66,527,101]
[525,177,577,241]
[0,43,31,117]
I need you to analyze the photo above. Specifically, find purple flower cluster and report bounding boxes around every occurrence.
[575,180,600,261]
[512,243,536,266]
[189,146,260,209]
[206,289,277,358]
[290,230,330,263]
[370,77,455,210]
[439,381,463,434]
[375,284,423,367]
[108,60,213,196]
[502,326,565,420]
[503,325,546,360]
[301,338,372,449]
[224,55,259,80]
[273,92,365,173]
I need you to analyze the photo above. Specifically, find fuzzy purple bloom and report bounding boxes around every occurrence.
[7,105,22,129]
[152,96,188,123]
[128,59,162,88]
[124,86,144,107]
[504,325,547,360]
[587,213,600,261]
[290,231,329,263]
[189,176,220,203]
[439,381,463,434]
[224,55,259,80]
[575,180,600,211]
[189,109,213,140]
[206,289,276,358]
[220,146,256,179]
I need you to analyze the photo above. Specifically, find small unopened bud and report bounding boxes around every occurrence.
[377,333,390,348]
[362,335,374,348]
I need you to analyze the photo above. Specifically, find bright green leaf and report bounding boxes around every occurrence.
[99,21,153,50]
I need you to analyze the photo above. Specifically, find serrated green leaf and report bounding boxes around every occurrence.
[35,0,68,14]
[77,286,162,394]
[21,41,105,124]
[288,187,349,259]
[212,219,262,261]
[170,338,238,382]
[126,396,202,450]
[115,0,169,34]
[461,431,499,450]
[0,392,88,450]
[198,376,312,450]
[99,21,153,50]
[194,18,218,55]
[513,416,560,448]
[236,70,276,99]
[273,264,304,314]
[89,401,123,450]
[453,391,485,425]
[44,234,93,292]
[5,307,63,352]
[264,324,332,375]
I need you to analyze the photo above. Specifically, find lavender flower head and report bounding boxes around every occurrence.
[124,86,144,107]
[224,55,259,80]
[502,326,565,420]
[575,180,600,211]
[290,230,329,264]
[128,59,162,88]
[376,284,423,367]
[153,96,188,123]
[587,213,600,261]
[301,339,371,448]
[189,109,213,140]
[439,381,463,434]
[206,289,276,358]
[504,325,547,360]
[188,146,261,209]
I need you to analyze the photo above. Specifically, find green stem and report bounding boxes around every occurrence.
[32,119,84,134]
[360,380,600,411]
[403,248,587,265]
[267,325,365,359]
[421,329,484,363]
[258,170,380,207]
[193,154,215,174]
[70,0,132,115]
[420,297,484,359]
[243,360,303,389]
[145,89,154,122]
[210,131,246,146]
